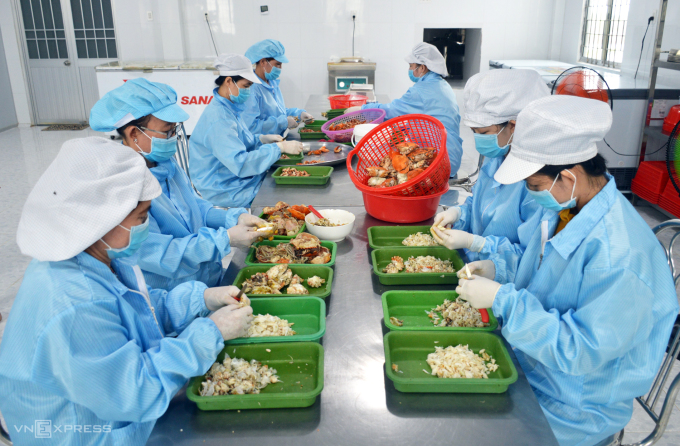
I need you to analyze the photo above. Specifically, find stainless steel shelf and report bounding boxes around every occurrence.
[655,60,680,71]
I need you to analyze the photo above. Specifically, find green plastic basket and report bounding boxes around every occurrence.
[382,290,497,332]
[258,212,306,240]
[226,297,326,345]
[245,240,338,267]
[299,130,327,140]
[367,225,438,249]
[384,331,518,393]
[275,153,304,165]
[187,342,324,410]
[233,265,333,299]
[272,166,333,185]
[371,247,465,285]
[302,119,327,130]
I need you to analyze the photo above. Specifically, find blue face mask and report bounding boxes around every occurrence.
[101,218,150,259]
[526,170,577,212]
[265,61,281,80]
[229,84,251,104]
[408,69,420,83]
[473,126,511,158]
[136,129,178,162]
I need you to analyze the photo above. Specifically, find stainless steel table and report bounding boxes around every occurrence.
[149,204,559,445]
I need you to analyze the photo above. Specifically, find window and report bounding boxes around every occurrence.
[20,0,68,59]
[580,0,630,68]
[70,0,117,59]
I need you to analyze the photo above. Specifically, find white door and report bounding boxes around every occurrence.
[18,0,118,125]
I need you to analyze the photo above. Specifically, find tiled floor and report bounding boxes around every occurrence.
[1,106,680,442]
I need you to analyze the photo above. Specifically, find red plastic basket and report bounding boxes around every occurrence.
[329,94,368,109]
[346,114,450,197]
[658,181,680,218]
[631,179,660,204]
[321,109,386,143]
[632,161,669,194]
[362,185,449,223]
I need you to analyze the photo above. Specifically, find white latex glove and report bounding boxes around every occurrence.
[277,140,304,155]
[344,106,362,114]
[457,260,496,280]
[300,112,314,123]
[287,116,299,129]
[204,285,242,311]
[209,305,253,340]
[431,226,486,252]
[455,276,502,309]
[238,213,268,228]
[260,134,284,144]
[227,224,263,249]
[433,207,461,228]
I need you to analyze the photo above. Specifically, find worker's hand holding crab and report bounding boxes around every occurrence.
[204,285,251,311]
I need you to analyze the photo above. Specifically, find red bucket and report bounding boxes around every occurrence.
[362,185,449,223]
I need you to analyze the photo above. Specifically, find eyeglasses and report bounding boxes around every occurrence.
[138,124,180,139]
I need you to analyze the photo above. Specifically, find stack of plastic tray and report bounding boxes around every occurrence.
[631,161,669,204]
[659,181,680,218]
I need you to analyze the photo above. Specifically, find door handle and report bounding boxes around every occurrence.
[63,60,71,66]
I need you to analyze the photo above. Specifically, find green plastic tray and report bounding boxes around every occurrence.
[187,342,324,410]
[382,290,497,332]
[272,166,333,185]
[226,297,326,345]
[245,240,338,267]
[384,331,518,393]
[371,247,465,285]
[275,153,304,165]
[299,130,327,140]
[233,265,333,299]
[258,212,306,240]
[367,225,438,249]
[302,119,327,129]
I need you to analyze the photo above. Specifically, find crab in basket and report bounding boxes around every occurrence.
[365,141,436,188]
[261,201,311,236]
[255,233,332,264]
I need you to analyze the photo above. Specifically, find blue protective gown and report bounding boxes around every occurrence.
[242,74,305,137]
[189,88,281,208]
[361,71,464,175]
[485,176,679,446]
[0,253,224,446]
[453,156,546,262]
[118,158,247,291]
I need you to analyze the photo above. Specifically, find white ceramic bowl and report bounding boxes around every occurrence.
[305,209,355,242]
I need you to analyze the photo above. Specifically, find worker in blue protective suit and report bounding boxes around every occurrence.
[431,69,550,262]
[345,42,464,180]
[89,78,272,290]
[242,39,314,136]
[455,96,680,446]
[190,53,304,208]
[0,137,253,446]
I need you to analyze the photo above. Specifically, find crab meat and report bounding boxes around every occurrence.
[376,177,397,188]
[306,276,326,288]
[287,283,308,295]
[289,233,321,250]
[396,173,408,184]
[263,201,289,215]
[266,264,293,290]
[383,256,405,274]
[290,274,303,285]
[366,166,389,178]
[368,177,387,187]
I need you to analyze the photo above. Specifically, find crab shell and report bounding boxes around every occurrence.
[290,232,321,250]
[395,142,419,156]
[407,147,436,162]
[407,168,425,180]
[376,177,397,188]
[389,151,410,174]
[263,201,289,215]
[366,166,389,178]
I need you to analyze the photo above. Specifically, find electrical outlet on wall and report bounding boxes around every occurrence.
[146,11,153,21]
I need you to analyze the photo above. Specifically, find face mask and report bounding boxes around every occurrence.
[265,61,281,80]
[473,125,512,158]
[229,83,251,104]
[136,129,178,163]
[408,69,420,83]
[526,170,577,212]
[101,218,150,259]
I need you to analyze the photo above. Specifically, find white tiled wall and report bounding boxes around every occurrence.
[112,0,559,108]
[1,0,32,125]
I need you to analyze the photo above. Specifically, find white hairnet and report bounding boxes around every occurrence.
[463,69,550,128]
[214,53,261,84]
[404,43,448,77]
[494,96,612,185]
[16,137,162,261]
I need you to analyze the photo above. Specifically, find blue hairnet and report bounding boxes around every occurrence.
[89,78,189,132]
[245,39,289,64]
